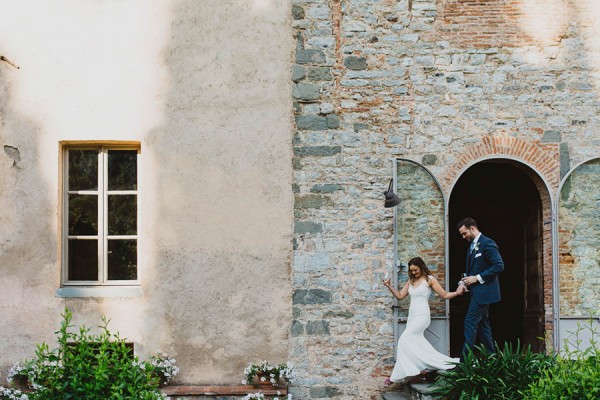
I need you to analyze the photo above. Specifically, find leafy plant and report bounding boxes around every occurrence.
[430,341,555,400]
[523,320,600,399]
[242,361,296,386]
[0,309,175,400]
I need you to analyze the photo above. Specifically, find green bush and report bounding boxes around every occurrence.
[523,321,600,400]
[430,341,556,400]
[1,309,176,400]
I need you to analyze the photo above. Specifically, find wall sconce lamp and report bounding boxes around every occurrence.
[384,178,401,208]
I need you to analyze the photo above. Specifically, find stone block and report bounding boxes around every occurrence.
[292,157,303,170]
[292,4,305,20]
[542,130,561,143]
[322,310,354,319]
[307,67,333,81]
[294,146,342,157]
[308,37,335,49]
[344,56,367,70]
[292,64,306,82]
[306,320,330,335]
[320,102,334,114]
[296,115,328,130]
[422,154,437,165]
[310,386,341,398]
[295,221,323,234]
[310,184,342,193]
[291,320,305,337]
[297,49,326,64]
[294,194,334,209]
[353,123,369,132]
[293,289,332,305]
[293,83,321,101]
[294,252,331,271]
[326,114,341,128]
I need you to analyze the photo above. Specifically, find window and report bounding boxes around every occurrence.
[62,146,138,286]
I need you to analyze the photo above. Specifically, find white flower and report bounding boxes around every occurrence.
[241,393,266,400]
[242,379,247,385]
[0,386,29,400]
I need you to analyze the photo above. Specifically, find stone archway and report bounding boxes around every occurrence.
[449,160,546,354]
[441,135,557,353]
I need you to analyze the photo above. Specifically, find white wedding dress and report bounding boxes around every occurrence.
[390,278,459,382]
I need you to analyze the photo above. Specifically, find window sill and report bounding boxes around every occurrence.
[55,286,142,298]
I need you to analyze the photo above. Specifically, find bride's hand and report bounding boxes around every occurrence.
[382,278,391,287]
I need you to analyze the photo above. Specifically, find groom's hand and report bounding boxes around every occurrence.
[461,275,478,286]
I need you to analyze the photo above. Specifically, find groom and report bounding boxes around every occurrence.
[457,217,504,359]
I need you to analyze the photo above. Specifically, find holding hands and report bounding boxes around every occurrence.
[461,275,478,286]
[382,273,464,300]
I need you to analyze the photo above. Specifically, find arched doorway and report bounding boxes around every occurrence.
[449,160,545,356]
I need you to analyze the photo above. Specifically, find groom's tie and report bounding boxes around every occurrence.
[467,241,475,273]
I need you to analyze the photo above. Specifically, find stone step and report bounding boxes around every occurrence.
[381,391,411,400]
[405,382,441,400]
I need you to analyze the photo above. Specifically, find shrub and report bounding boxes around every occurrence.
[523,320,600,400]
[1,309,176,400]
[430,341,556,400]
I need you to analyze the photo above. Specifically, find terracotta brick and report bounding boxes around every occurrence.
[162,386,288,396]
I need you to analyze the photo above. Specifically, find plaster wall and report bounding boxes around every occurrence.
[0,0,293,384]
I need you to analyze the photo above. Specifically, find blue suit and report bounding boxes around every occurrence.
[462,234,504,357]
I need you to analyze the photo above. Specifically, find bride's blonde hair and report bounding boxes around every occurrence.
[407,256,434,283]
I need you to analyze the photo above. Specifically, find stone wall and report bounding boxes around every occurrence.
[558,158,600,317]
[395,160,445,317]
[291,0,600,398]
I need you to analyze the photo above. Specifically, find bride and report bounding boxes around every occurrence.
[382,256,464,384]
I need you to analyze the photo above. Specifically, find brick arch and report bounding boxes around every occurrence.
[442,134,558,349]
[440,135,560,194]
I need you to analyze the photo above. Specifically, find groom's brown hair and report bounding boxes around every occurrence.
[457,217,477,230]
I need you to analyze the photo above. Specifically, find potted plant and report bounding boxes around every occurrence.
[242,361,296,387]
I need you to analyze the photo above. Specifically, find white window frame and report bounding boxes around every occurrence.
[61,144,140,287]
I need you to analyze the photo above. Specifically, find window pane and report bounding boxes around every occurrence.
[108,239,137,280]
[68,239,98,281]
[108,195,137,235]
[108,150,137,190]
[69,150,98,191]
[68,194,98,235]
